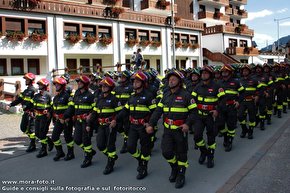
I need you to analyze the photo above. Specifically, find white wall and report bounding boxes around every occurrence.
[203,34,224,52]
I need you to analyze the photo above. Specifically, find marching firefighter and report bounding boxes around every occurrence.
[112,70,133,154]
[238,64,259,139]
[273,63,287,118]
[117,71,157,180]
[89,77,122,175]
[32,78,54,158]
[263,63,275,125]
[218,64,244,152]
[191,65,225,168]
[146,69,197,189]
[51,77,74,161]
[63,75,95,168]
[9,73,37,152]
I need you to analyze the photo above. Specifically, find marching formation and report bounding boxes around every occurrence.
[8,62,290,189]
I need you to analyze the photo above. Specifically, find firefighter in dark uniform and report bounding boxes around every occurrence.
[218,64,244,152]
[9,73,37,152]
[273,63,287,118]
[186,68,201,94]
[32,78,54,158]
[89,77,122,174]
[281,64,289,114]
[111,70,133,154]
[253,64,269,130]
[191,65,225,168]
[117,71,157,180]
[51,77,74,161]
[63,75,95,168]
[263,63,275,125]
[147,69,197,189]
[238,64,259,139]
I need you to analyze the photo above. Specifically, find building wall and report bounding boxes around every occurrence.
[202,34,224,53]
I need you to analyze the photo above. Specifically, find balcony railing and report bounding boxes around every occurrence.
[230,0,247,5]
[0,0,203,31]
[203,24,254,36]
[198,11,230,22]
[198,0,229,6]
[225,7,233,15]
[226,47,259,56]
[233,9,248,18]
[140,0,177,12]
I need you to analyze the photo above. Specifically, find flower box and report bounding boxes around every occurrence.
[111,7,125,17]
[175,41,182,48]
[6,31,25,42]
[126,38,139,47]
[156,0,170,10]
[182,42,191,48]
[139,40,150,47]
[65,34,81,44]
[30,33,47,42]
[103,0,121,6]
[214,12,223,19]
[150,40,161,47]
[83,34,97,44]
[99,37,113,46]
[191,43,200,49]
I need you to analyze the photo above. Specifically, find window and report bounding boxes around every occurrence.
[80,59,90,73]
[156,59,161,74]
[93,59,102,73]
[28,20,46,35]
[0,59,7,76]
[229,38,238,47]
[138,30,149,41]
[190,35,198,44]
[98,26,112,39]
[6,18,24,33]
[125,59,131,70]
[181,60,186,69]
[27,59,40,75]
[240,59,248,64]
[237,20,241,25]
[66,59,77,74]
[172,33,180,42]
[125,28,137,41]
[181,34,189,43]
[240,40,248,47]
[64,23,80,37]
[82,24,96,38]
[151,31,161,41]
[199,5,205,12]
[11,59,24,75]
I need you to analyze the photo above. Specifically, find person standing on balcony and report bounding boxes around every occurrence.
[135,48,144,70]
[8,73,37,153]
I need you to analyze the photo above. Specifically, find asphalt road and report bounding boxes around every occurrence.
[1,113,290,193]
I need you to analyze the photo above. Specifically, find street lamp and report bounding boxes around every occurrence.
[274,17,290,62]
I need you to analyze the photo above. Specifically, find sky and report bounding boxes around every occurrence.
[245,0,290,49]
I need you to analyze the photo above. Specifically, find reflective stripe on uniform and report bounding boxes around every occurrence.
[53,105,68,110]
[164,122,179,129]
[178,161,189,168]
[208,143,216,150]
[224,90,239,95]
[163,107,189,113]
[115,94,130,99]
[141,155,150,161]
[34,103,51,108]
[245,87,256,91]
[129,106,150,112]
[196,140,205,147]
[167,156,177,164]
[74,105,92,110]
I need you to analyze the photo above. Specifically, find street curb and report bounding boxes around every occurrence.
[216,116,290,193]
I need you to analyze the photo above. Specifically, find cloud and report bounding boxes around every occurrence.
[277,8,288,13]
[245,9,273,21]
[253,33,275,48]
[280,21,290,26]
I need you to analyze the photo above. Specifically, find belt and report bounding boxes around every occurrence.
[197,104,215,111]
[244,96,254,101]
[53,113,64,119]
[226,100,235,105]
[98,116,115,125]
[34,110,47,116]
[74,114,88,121]
[129,116,146,125]
[198,110,210,116]
[164,117,185,126]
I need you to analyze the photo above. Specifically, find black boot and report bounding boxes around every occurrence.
[47,137,54,152]
[266,115,271,125]
[169,163,178,183]
[198,146,207,164]
[207,149,215,168]
[64,147,75,161]
[175,166,186,189]
[103,156,118,175]
[248,127,254,139]
[255,115,260,127]
[36,144,48,158]
[283,106,287,114]
[120,139,128,154]
[26,138,36,152]
[240,125,248,138]
[225,136,233,152]
[260,119,265,130]
[278,110,282,118]
[53,145,65,161]
[223,134,229,148]
[81,152,93,168]
[136,160,148,180]
[288,103,290,110]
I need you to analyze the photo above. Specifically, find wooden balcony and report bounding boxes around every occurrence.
[203,24,254,37]
[198,0,229,7]
[232,9,248,18]
[230,0,247,5]
[226,47,259,56]
[198,11,230,22]
[203,48,239,64]
[140,0,177,13]
[225,7,233,15]
[0,0,203,31]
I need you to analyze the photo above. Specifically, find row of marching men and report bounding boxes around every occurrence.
[8,62,290,189]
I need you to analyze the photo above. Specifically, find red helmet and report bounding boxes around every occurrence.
[23,73,36,81]
[132,71,148,82]
[76,75,90,85]
[201,65,214,74]
[165,69,184,80]
[37,78,49,87]
[53,77,67,85]
[220,64,234,72]
[100,77,115,88]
